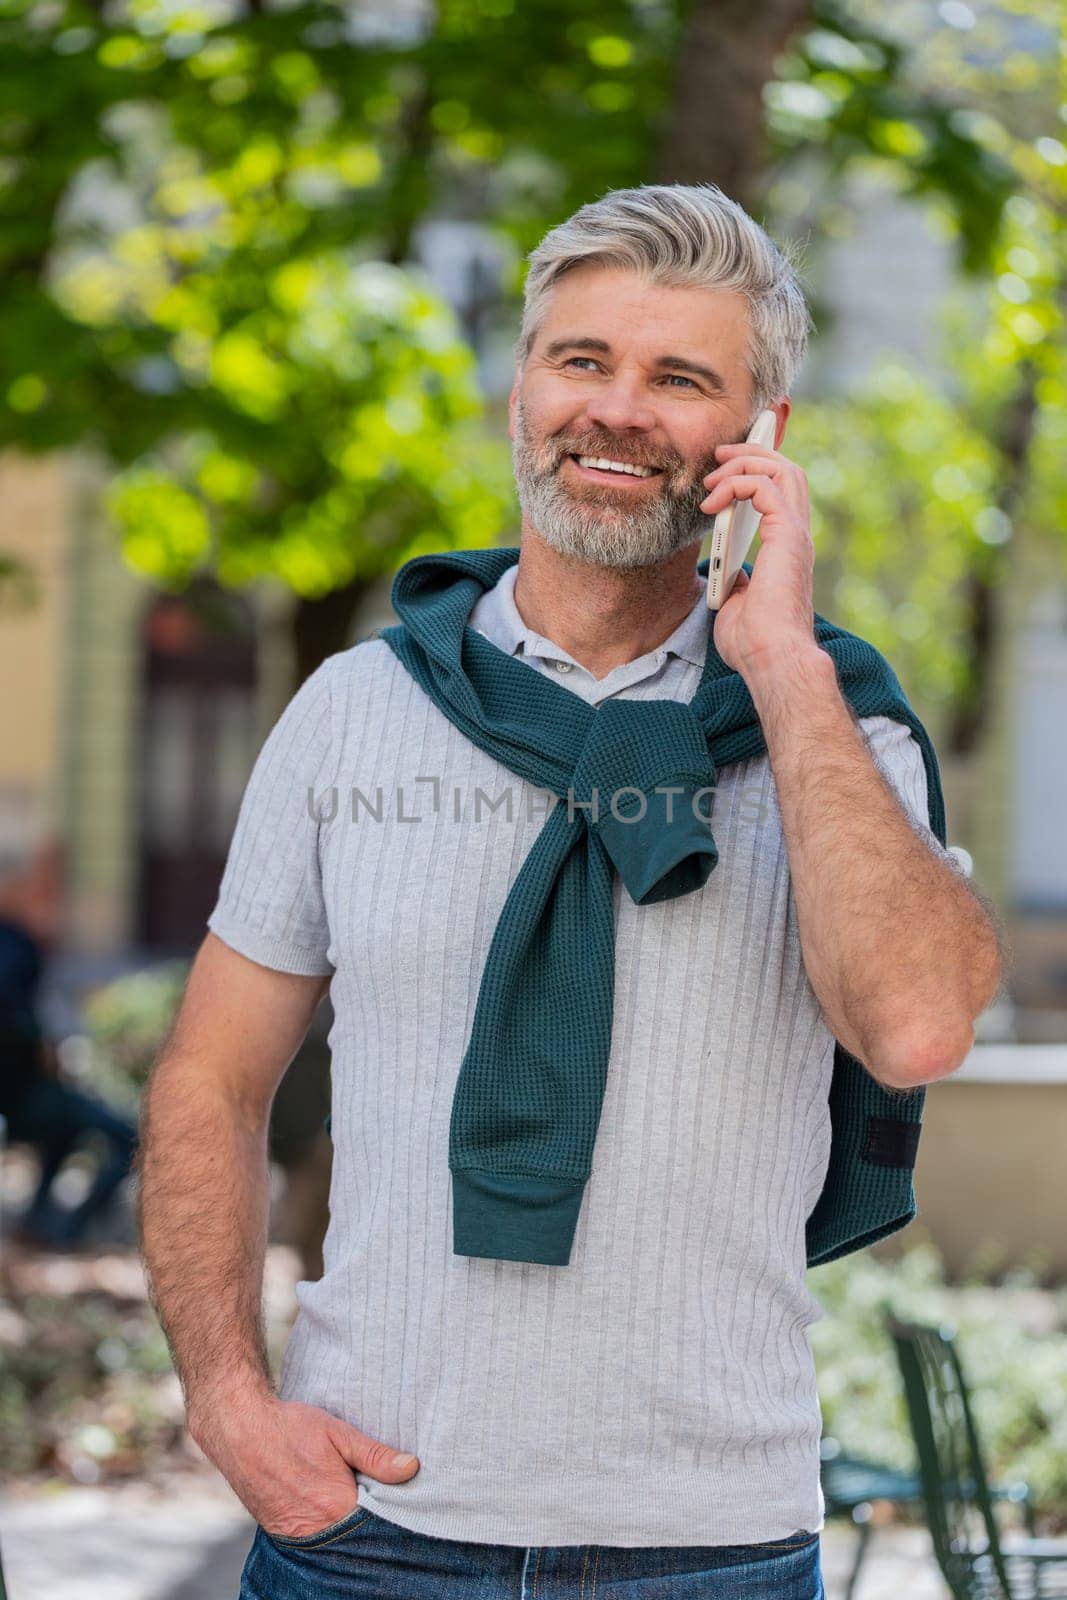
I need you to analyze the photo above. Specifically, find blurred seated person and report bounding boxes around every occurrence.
[0,845,137,1249]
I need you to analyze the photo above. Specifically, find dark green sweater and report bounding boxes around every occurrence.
[380,546,946,1268]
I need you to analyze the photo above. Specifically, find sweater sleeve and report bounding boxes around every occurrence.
[858,714,972,878]
[206,657,337,975]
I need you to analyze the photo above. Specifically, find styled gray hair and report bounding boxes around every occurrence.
[514,183,815,418]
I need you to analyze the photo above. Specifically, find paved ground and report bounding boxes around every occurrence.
[0,1476,948,1599]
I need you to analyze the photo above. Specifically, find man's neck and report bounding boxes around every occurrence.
[512,530,704,682]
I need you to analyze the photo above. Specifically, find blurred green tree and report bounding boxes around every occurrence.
[0,0,1050,713]
[765,0,1067,753]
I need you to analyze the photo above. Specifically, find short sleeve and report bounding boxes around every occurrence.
[206,658,337,975]
[858,715,972,877]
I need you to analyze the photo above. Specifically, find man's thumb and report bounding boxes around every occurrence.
[336,1423,419,1480]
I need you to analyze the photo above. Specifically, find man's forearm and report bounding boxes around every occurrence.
[745,642,1003,1088]
[136,1060,277,1431]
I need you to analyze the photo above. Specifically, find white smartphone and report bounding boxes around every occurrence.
[705,407,779,611]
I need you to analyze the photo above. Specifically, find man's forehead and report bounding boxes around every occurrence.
[536,270,750,367]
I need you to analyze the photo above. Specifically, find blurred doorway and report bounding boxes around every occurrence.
[136,582,258,953]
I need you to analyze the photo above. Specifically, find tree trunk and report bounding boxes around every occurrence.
[291,575,372,691]
[946,359,1040,756]
[655,0,812,204]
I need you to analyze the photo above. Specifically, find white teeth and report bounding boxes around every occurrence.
[576,456,656,478]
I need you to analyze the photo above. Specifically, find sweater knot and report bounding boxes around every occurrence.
[571,699,720,906]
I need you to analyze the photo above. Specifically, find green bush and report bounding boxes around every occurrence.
[66,961,191,1114]
[810,1240,1067,1533]
[0,1292,178,1480]
[0,1267,296,1484]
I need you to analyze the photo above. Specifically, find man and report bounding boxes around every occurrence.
[137,183,1003,1598]
[1,847,138,1249]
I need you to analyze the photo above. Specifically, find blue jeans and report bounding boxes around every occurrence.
[239,1506,824,1597]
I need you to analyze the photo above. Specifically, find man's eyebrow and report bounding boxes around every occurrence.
[541,337,727,392]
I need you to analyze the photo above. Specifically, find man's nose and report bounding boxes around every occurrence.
[582,375,657,435]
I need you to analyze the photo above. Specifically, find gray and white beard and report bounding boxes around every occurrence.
[510,394,719,572]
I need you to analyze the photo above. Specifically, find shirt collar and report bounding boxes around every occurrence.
[468,560,709,669]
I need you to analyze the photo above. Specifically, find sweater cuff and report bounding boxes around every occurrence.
[451,1169,586,1266]
[593,782,719,906]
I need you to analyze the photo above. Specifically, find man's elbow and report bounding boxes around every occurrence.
[871,1018,977,1090]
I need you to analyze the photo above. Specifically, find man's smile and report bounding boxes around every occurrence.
[564,453,665,486]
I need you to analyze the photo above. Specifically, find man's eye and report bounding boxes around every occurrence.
[563,358,697,390]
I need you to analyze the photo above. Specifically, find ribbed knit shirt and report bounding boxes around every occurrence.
[206,561,958,1549]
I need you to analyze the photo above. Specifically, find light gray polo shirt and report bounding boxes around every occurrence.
[206,556,953,1548]
[468,559,710,703]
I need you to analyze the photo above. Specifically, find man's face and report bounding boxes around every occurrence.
[509,264,779,572]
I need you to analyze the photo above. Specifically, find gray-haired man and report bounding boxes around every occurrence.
[138,182,1001,1598]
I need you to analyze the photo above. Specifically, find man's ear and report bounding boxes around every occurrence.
[772,397,791,450]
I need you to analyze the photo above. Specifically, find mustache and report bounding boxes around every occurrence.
[512,419,718,496]
[542,439,715,498]
[551,439,678,473]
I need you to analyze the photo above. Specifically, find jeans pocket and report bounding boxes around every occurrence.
[263,1503,374,1551]
[737,1529,819,1554]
